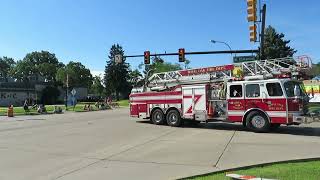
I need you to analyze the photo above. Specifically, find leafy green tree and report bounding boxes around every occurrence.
[24,51,63,82]
[261,26,297,59]
[104,44,130,100]
[11,51,63,82]
[56,61,93,88]
[11,59,36,82]
[310,62,320,78]
[129,69,143,87]
[139,56,183,76]
[41,86,60,105]
[184,59,191,69]
[0,56,15,82]
[90,75,104,96]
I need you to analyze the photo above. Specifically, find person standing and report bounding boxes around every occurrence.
[23,99,29,113]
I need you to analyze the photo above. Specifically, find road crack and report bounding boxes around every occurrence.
[214,130,236,167]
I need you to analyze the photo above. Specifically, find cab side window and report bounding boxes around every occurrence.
[266,83,283,96]
[246,84,260,98]
[230,85,242,97]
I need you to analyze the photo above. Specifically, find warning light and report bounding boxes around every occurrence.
[178,48,185,62]
[144,51,150,64]
[249,24,257,42]
[247,0,257,22]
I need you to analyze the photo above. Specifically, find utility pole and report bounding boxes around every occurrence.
[66,73,69,110]
[260,4,267,60]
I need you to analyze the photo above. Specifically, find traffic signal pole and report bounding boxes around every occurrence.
[125,49,259,58]
[260,4,266,60]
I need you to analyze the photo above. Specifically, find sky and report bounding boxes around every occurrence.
[0,0,319,76]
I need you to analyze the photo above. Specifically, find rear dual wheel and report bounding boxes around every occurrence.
[166,109,183,127]
[151,109,165,125]
[151,109,183,127]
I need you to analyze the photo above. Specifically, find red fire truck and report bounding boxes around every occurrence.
[130,57,318,132]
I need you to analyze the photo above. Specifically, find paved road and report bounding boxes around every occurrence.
[0,108,320,180]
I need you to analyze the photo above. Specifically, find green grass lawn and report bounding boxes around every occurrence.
[116,99,129,107]
[0,105,64,116]
[184,160,320,180]
[308,103,320,113]
[0,104,107,116]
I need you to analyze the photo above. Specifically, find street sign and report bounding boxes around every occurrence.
[71,88,77,96]
[115,54,122,64]
[233,56,256,63]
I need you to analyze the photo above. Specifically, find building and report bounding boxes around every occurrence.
[0,82,88,106]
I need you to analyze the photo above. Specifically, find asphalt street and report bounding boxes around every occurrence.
[0,108,320,180]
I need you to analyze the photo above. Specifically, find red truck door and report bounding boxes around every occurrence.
[244,83,263,111]
[227,83,245,122]
[244,82,287,124]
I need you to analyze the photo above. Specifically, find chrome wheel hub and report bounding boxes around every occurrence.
[154,112,162,122]
[252,115,265,129]
[169,114,178,124]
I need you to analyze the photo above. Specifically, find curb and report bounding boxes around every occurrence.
[178,157,320,180]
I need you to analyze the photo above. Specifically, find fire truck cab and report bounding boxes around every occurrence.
[130,57,317,132]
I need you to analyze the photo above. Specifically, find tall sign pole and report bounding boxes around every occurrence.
[66,73,69,110]
[260,4,267,60]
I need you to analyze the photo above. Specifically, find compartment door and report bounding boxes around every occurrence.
[182,86,206,119]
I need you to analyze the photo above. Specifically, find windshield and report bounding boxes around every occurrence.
[284,81,306,97]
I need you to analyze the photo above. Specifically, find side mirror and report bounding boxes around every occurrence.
[294,85,301,97]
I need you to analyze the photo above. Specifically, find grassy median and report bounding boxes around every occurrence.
[0,100,130,116]
[184,160,320,180]
[0,104,104,116]
[116,99,129,107]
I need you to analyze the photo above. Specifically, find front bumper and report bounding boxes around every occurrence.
[293,115,320,124]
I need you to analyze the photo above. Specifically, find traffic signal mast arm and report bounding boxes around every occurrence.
[126,49,259,58]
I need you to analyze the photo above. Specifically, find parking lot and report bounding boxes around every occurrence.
[0,108,320,180]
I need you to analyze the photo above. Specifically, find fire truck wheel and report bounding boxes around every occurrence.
[166,109,183,127]
[246,111,270,133]
[151,109,165,125]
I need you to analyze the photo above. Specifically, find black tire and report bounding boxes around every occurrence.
[151,109,165,125]
[166,109,183,127]
[246,111,270,133]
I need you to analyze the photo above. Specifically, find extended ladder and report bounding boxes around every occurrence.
[147,56,312,88]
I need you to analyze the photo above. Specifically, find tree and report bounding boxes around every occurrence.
[310,62,320,78]
[90,75,104,96]
[11,59,36,82]
[11,51,63,82]
[261,26,297,59]
[184,59,191,69]
[129,69,143,87]
[56,61,93,88]
[104,44,130,100]
[139,56,183,76]
[0,56,15,82]
[24,51,63,82]
[41,86,60,105]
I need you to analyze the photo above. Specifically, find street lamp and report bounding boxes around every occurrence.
[209,40,234,60]
[210,40,232,51]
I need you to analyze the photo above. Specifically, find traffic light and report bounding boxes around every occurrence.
[178,48,185,62]
[247,0,257,22]
[249,24,257,42]
[144,51,150,64]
